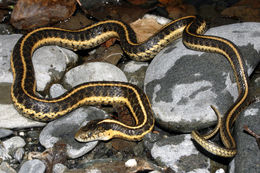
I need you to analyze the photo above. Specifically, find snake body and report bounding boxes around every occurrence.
[11,16,249,158]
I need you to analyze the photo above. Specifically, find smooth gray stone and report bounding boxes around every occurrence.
[63,62,128,88]
[18,159,46,173]
[0,129,13,139]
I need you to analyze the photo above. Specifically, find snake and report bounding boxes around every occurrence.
[10,15,249,158]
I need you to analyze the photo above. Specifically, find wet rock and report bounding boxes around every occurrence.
[121,61,149,88]
[0,162,16,173]
[151,134,210,172]
[64,62,128,88]
[2,136,26,154]
[11,0,76,29]
[231,101,260,173]
[18,159,46,173]
[145,22,260,132]
[0,129,13,138]
[39,107,108,159]
[33,46,78,92]
[0,34,21,83]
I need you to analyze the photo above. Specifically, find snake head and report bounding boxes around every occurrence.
[75,119,113,142]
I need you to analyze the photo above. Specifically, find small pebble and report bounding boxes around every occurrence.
[215,168,225,173]
[14,148,25,162]
[2,136,26,153]
[0,129,13,139]
[18,159,46,173]
[0,144,12,161]
[125,159,137,168]
[53,163,67,173]
[19,131,25,136]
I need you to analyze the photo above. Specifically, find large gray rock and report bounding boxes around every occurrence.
[145,22,260,132]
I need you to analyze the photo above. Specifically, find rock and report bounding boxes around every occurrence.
[0,129,13,139]
[53,163,67,173]
[2,136,26,154]
[144,22,260,132]
[63,62,128,88]
[0,34,21,83]
[125,159,137,168]
[0,102,46,129]
[18,159,46,173]
[14,147,25,163]
[121,61,148,88]
[39,107,107,159]
[33,45,78,92]
[151,134,210,172]
[0,144,12,161]
[0,83,45,129]
[49,84,68,98]
[0,162,16,173]
[11,0,76,29]
[64,62,127,87]
[231,101,260,173]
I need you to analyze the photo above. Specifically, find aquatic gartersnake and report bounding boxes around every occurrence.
[11,16,249,158]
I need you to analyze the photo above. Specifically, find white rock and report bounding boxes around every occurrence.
[125,159,137,168]
[0,103,45,129]
[64,62,127,88]
[0,34,22,83]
